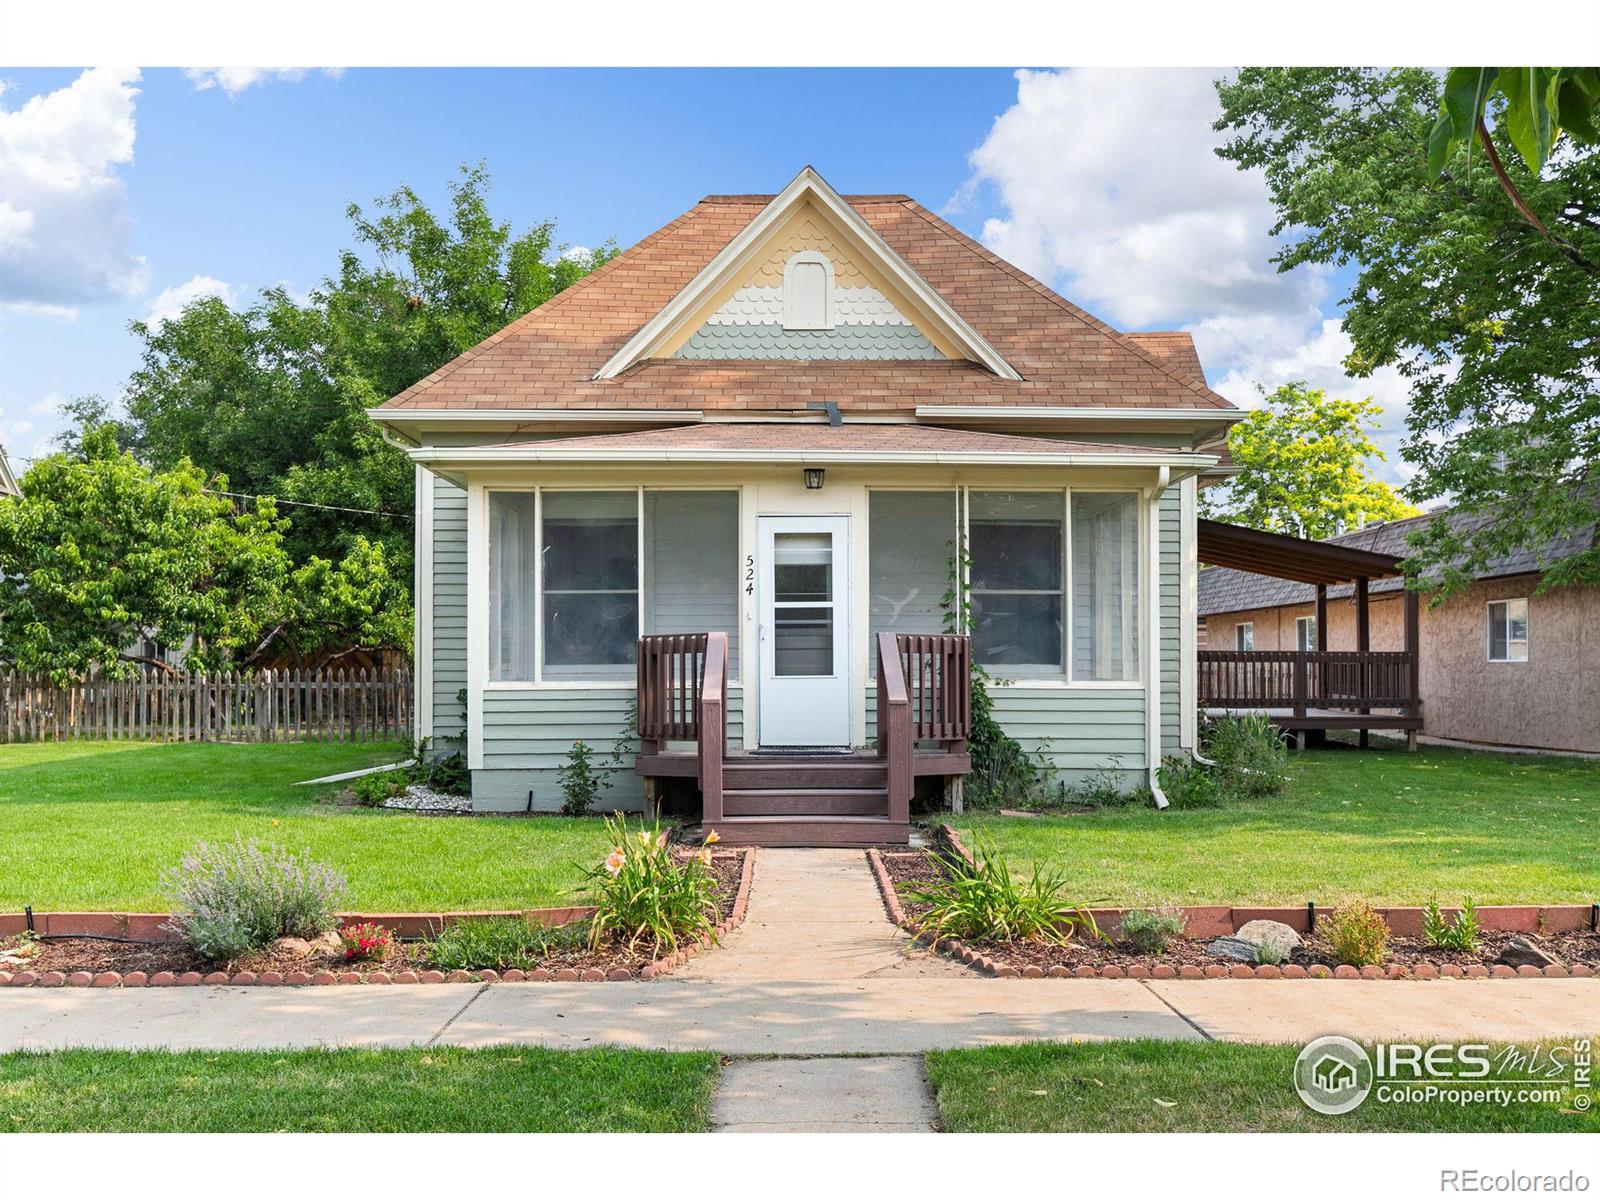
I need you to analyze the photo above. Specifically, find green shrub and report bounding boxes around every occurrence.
[161,837,346,963]
[1204,713,1290,797]
[558,740,608,816]
[906,834,1101,946]
[1325,900,1390,966]
[428,916,588,971]
[346,771,405,808]
[1072,759,1143,809]
[1253,939,1286,966]
[426,751,471,797]
[1156,756,1225,808]
[582,815,721,954]
[1422,897,1482,954]
[1118,907,1186,954]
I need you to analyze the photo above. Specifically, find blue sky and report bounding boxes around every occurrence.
[0,67,1397,479]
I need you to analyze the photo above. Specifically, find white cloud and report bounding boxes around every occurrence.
[0,67,147,307]
[28,391,66,415]
[184,68,343,96]
[2,300,78,319]
[144,274,236,328]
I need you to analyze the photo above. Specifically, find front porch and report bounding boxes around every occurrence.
[635,631,971,845]
[1196,519,1423,746]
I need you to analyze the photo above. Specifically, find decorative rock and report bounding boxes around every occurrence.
[555,969,580,982]
[1234,918,1303,957]
[259,971,284,985]
[38,971,66,987]
[1229,965,1254,979]
[178,972,203,986]
[91,972,121,988]
[1177,965,1204,979]
[1497,935,1559,970]
[528,969,553,982]
[1281,964,1307,979]
[419,970,446,984]
[1255,964,1281,979]
[313,931,342,952]
[337,972,362,985]
[606,968,632,982]
[1204,936,1261,963]
[150,971,177,987]
[230,971,257,986]
[1333,965,1359,979]
[1360,965,1385,980]
[393,971,419,985]
[1203,964,1228,979]
[500,969,525,983]
[67,971,93,987]
[1152,964,1177,980]
[122,971,148,987]
[272,936,313,958]
[310,970,337,986]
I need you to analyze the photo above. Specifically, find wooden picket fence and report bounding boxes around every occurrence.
[0,667,413,743]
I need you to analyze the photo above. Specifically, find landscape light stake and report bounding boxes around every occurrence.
[24,904,33,934]
[1591,903,1598,932]
[1307,900,1316,934]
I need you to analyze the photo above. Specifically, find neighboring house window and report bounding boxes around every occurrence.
[782,251,833,330]
[644,490,740,680]
[1296,615,1317,652]
[1071,492,1140,681]
[541,491,639,681]
[868,490,959,671]
[1487,598,1529,662]
[1236,623,1254,651]
[488,492,537,681]
[970,492,1065,678]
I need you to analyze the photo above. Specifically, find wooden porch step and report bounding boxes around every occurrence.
[721,759,887,789]
[721,787,888,817]
[705,815,911,848]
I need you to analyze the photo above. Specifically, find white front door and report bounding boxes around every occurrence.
[757,515,851,747]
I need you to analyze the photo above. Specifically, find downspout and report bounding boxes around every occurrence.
[1146,466,1171,809]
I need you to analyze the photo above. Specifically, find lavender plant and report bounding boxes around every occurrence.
[161,837,347,963]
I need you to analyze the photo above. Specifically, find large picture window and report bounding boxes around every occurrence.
[645,490,740,679]
[868,491,958,666]
[969,492,1065,677]
[541,491,638,680]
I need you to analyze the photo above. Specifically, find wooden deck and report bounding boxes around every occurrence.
[1199,648,1423,745]
[635,632,971,846]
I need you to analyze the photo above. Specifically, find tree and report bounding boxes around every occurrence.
[0,428,290,679]
[109,163,617,570]
[1203,382,1421,538]
[1214,69,1600,594]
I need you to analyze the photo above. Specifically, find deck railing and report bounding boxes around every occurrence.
[1197,650,1419,715]
[636,632,726,820]
[876,633,972,821]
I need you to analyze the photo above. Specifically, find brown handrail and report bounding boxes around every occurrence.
[699,632,727,824]
[896,633,972,742]
[637,633,708,744]
[875,633,913,823]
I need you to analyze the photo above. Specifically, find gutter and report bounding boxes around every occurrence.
[409,445,1219,471]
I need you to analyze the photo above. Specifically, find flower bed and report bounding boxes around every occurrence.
[0,849,754,988]
[867,842,1599,981]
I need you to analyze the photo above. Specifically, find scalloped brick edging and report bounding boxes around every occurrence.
[1,850,756,989]
[866,845,1597,982]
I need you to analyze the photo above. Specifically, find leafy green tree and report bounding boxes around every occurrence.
[1202,382,1420,539]
[113,163,616,569]
[1214,69,1600,593]
[0,428,291,679]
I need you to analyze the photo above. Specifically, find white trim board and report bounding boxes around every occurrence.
[593,166,1021,383]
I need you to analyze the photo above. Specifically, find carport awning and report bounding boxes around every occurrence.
[1197,518,1405,585]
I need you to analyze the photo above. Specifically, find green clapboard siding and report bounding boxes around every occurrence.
[474,687,746,812]
[432,480,468,743]
[1159,484,1182,756]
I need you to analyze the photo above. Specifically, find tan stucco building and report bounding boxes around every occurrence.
[1199,512,1600,754]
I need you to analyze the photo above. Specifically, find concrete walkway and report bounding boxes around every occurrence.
[712,1056,938,1133]
[676,848,968,981]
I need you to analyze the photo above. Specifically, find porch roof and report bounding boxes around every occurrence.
[1197,518,1406,587]
[412,421,1220,469]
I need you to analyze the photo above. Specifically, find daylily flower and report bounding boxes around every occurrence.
[605,849,626,876]
[697,847,713,866]
[637,829,652,847]
[704,829,720,845]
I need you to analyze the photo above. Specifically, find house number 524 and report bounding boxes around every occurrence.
[744,554,754,595]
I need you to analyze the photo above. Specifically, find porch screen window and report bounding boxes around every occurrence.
[488,492,537,681]
[969,492,1065,677]
[1070,492,1140,681]
[868,491,958,665]
[644,490,739,680]
[1487,598,1529,662]
[541,491,638,680]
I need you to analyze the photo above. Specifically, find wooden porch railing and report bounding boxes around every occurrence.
[636,632,727,821]
[1197,650,1419,716]
[877,632,972,821]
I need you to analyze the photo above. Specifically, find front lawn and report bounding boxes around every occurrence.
[0,1046,718,1132]
[957,744,1600,905]
[926,1040,1599,1133]
[0,740,605,911]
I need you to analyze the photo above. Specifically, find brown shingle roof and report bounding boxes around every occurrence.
[491,422,1172,458]
[380,194,1238,416]
[1125,332,1205,386]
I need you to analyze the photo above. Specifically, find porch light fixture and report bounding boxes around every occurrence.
[803,468,825,490]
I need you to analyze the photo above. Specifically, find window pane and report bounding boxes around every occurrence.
[488,492,537,681]
[970,491,1064,676]
[1488,602,1508,660]
[1237,624,1254,651]
[1071,492,1140,681]
[1297,617,1317,652]
[645,491,739,680]
[774,533,832,602]
[1507,597,1529,660]
[774,606,833,676]
[541,491,638,678]
[869,491,957,652]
